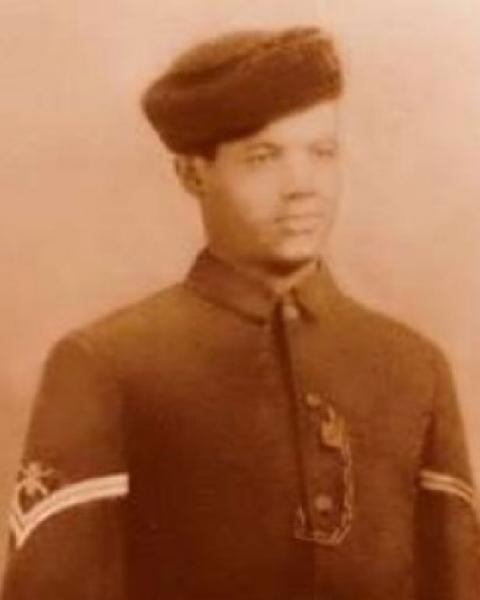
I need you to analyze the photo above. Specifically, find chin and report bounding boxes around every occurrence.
[274,237,324,263]
[260,245,322,275]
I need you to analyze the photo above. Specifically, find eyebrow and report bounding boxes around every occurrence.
[242,137,337,152]
[242,141,280,153]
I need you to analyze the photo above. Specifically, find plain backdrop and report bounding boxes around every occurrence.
[1,0,479,580]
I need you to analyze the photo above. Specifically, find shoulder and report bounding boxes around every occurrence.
[334,286,450,388]
[331,289,460,429]
[46,281,198,374]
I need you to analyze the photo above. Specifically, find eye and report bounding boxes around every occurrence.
[311,143,337,159]
[244,151,277,166]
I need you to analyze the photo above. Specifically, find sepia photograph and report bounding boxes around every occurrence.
[1,0,479,598]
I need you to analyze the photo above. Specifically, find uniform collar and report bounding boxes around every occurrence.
[186,249,343,323]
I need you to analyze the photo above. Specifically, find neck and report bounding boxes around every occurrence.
[207,248,318,295]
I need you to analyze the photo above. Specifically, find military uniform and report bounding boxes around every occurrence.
[3,25,479,600]
[2,250,479,599]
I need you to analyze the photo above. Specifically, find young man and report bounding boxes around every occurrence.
[2,26,479,600]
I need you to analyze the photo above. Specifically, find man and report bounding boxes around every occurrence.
[2,26,479,600]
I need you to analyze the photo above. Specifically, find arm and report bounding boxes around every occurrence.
[415,348,480,599]
[1,334,127,600]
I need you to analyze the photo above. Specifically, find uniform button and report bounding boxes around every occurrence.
[281,299,300,321]
[305,392,323,409]
[313,493,334,514]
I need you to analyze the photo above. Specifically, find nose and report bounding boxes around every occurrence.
[280,152,316,201]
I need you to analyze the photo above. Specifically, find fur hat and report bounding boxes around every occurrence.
[141,26,343,155]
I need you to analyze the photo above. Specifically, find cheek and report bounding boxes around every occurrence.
[315,160,340,188]
[312,164,342,210]
[217,173,280,222]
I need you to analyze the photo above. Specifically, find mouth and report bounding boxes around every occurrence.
[274,214,323,233]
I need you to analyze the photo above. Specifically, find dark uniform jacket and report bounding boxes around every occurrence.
[2,250,479,599]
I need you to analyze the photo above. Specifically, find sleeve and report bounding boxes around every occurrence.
[1,333,128,600]
[415,348,480,600]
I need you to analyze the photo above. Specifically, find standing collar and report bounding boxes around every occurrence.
[185,249,343,323]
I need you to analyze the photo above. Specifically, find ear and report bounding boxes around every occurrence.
[174,156,207,198]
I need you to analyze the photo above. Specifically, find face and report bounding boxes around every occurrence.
[186,101,341,274]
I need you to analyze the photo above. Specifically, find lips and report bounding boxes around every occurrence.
[274,214,323,232]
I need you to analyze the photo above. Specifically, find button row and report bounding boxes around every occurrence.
[304,392,323,409]
[313,493,334,514]
[281,299,301,322]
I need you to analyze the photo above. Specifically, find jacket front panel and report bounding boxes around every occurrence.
[120,291,315,599]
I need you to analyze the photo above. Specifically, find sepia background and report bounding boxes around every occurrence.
[1,0,479,580]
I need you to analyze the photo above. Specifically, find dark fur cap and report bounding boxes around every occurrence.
[141,26,343,155]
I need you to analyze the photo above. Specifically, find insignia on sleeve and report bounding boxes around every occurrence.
[9,461,129,550]
[419,469,479,516]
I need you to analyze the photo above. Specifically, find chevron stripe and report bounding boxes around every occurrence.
[10,473,129,550]
[419,469,478,514]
